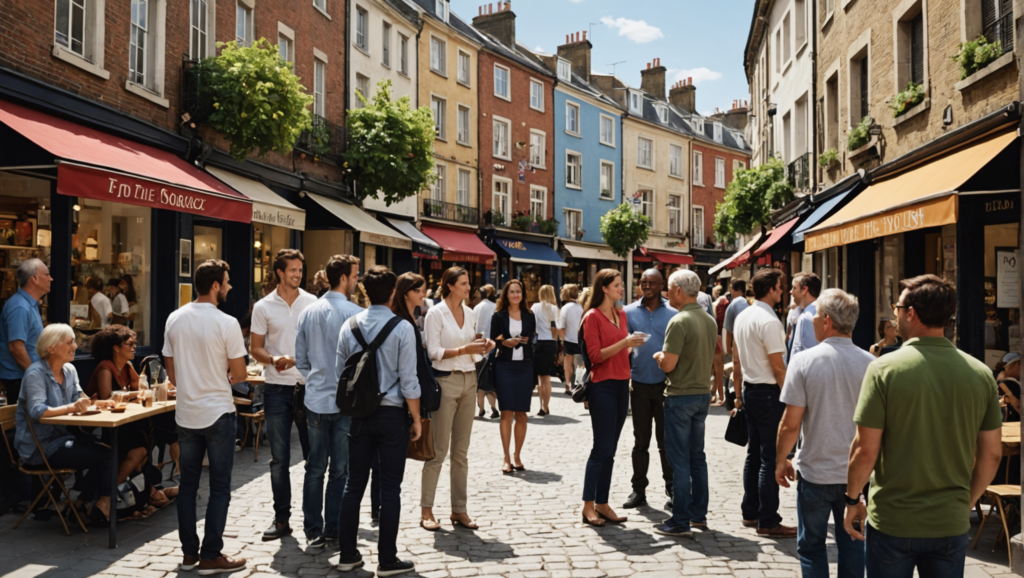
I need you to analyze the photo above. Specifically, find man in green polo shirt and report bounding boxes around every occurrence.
[844,274,1002,576]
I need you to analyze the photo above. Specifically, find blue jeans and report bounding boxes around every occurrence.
[741,384,785,528]
[265,383,310,522]
[339,407,410,565]
[664,394,710,529]
[797,478,864,578]
[303,409,350,539]
[177,413,236,560]
[583,379,629,503]
[865,524,969,578]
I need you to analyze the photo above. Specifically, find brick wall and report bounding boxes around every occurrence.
[693,142,748,246]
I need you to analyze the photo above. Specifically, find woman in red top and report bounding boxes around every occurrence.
[579,269,645,527]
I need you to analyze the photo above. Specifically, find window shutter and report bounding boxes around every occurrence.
[910,14,924,85]
[983,0,997,34]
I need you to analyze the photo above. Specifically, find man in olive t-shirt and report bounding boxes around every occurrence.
[652,270,718,537]
[844,275,1002,576]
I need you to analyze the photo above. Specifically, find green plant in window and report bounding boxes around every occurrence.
[538,218,559,236]
[847,116,872,151]
[818,148,839,168]
[952,35,1003,80]
[888,82,926,118]
[512,215,533,232]
[600,203,651,258]
[308,118,332,159]
[713,157,793,241]
[492,211,505,227]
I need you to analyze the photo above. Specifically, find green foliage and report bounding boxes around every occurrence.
[308,118,332,158]
[713,157,794,241]
[818,148,839,168]
[538,218,559,236]
[952,35,1003,80]
[889,82,925,118]
[512,215,533,232]
[342,80,437,206]
[600,204,651,258]
[847,116,871,151]
[492,212,506,227]
[197,39,313,162]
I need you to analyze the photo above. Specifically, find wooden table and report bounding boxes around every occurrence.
[1003,422,1021,459]
[245,375,265,384]
[40,401,176,548]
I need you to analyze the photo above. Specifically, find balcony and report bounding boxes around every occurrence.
[985,12,1014,57]
[423,198,478,225]
[787,152,811,193]
[180,56,212,124]
[295,113,345,163]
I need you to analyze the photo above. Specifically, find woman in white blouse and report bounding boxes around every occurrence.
[531,285,560,416]
[421,267,495,531]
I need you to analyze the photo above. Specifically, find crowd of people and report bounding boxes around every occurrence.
[0,249,1014,577]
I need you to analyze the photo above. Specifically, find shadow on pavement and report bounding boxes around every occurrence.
[430,527,517,562]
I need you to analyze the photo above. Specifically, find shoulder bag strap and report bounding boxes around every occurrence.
[369,317,404,351]
[349,317,368,349]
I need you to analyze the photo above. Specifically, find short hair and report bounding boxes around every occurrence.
[194,259,230,295]
[89,325,136,362]
[17,258,45,288]
[877,318,894,340]
[106,278,120,288]
[751,268,784,299]
[560,284,579,302]
[900,274,957,328]
[326,255,360,289]
[85,275,104,292]
[36,323,75,360]
[668,269,701,297]
[815,289,859,334]
[793,272,822,298]
[440,267,468,299]
[273,249,304,282]
[480,284,496,298]
[362,266,397,305]
[730,279,747,293]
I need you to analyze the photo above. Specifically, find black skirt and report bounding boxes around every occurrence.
[495,360,534,412]
[533,340,557,376]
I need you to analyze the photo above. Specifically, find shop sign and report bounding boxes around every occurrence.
[362,231,413,250]
[443,252,492,264]
[805,195,957,253]
[252,203,305,230]
[499,239,527,252]
[986,199,1015,213]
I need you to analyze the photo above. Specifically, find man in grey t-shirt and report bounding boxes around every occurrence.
[775,289,873,577]
[722,279,748,356]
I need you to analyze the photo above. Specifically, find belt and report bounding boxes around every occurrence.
[743,381,777,388]
[433,369,474,378]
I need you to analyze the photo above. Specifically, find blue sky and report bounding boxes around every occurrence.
[448,0,755,116]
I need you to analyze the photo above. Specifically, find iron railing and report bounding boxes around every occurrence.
[423,198,478,225]
[295,113,345,162]
[788,152,812,193]
[984,12,1014,57]
[180,56,211,124]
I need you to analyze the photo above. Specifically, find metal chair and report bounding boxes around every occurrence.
[973,484,1021,566]
[13,417,89,535]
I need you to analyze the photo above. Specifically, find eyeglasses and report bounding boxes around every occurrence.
[123,341,137,348]
[891,303,911,316]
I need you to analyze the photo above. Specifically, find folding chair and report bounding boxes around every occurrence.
[237,391,265,462]
[13,418,89,535]
[973,484,1021,566]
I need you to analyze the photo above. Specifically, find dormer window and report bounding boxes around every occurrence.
[713,122,723,142]
[692,116,704,134]
[557,58,571,82]
[629,90,642,114]
[656,104,668,123]
[435,0,448,22]
[735,133,745,147]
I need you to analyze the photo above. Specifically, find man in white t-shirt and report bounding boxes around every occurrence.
[732,267,794,538]
[164,259,248,575]
[107,279,129,317]
[251,249,319,541]
[473,285,498,419]
[85,276,112,328]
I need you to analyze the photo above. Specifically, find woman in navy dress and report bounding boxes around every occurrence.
[489,280,536,474]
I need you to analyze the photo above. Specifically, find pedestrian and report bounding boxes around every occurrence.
[722,279,748,360]
[490,279,536,474]
[473,284,499,419]
[468,286,482,309]
[844,274,1003,576]
[579,269,645,527]
[0,258,51,403]
[711,287,728,406]
[163,259,248,574]
[997,353,1021,422]
[85,275,113,328]
[118,275,138,326]
[295,254,363,549]
[652,270,717,537]
[869,319,900,357]
[531,285,559,416]
[106,279,129,319]
[787,272,821,359]
[621,269,677,510]
[732,267,795,537]
[557,284,584,395]
[307,269,331,297]
[335,266,422,577]
[421,267,495,531]
[250,248,319,541]
[774,289,871,577]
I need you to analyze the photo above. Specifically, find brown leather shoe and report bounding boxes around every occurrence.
[757,524,797,538]
[197,555,247,575]
[180,556,199,571]
[742,519,758,527]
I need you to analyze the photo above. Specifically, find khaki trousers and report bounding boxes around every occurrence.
[420,371,477,513]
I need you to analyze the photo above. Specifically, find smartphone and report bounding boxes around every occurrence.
[474,333,483,341]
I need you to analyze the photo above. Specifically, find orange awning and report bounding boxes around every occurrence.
[805,130,1016,252]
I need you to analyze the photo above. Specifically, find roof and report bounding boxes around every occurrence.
[407,0,486,46]
[382,0,421,25]
[558,69,622,109]
[623,87,751,154]
[474,31,555,79]
[743,0,773,82]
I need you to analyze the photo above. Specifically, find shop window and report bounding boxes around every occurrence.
[253,222,291,299]
[985,222,1020,360]
[0,174,52,329]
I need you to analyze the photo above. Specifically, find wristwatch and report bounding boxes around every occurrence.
[844,493,861,506]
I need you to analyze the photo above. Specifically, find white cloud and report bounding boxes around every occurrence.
[534,45,546,53]
[670,67,723,85]
[599,16,664,44]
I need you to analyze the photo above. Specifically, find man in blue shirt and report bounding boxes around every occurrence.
[335,266,421,578]
[622,269,678,509]
[723,279,749,359]
[787,272,821,359]
[0,258,52,403]
[295,254,362,549]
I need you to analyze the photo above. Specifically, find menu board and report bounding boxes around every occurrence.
[997,250,1020,309]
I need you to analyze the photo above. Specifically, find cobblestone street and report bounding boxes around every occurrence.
[0,386,1015,577]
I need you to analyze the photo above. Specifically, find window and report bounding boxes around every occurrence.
[638,190,654,223]
[530,80,544,111]
[713,122,723,142]
[774,30,781,72]
[190,0,209,60]
[599,161,614,199]
[530,187,546,220]
[431,163,446,201]
[529,130,546,168]
[382,22,391,66]
[457,105,470,145]
[982,0,1014,57]
[692,206,705,246]
[435,0,448,22]
[313,58,326,115]
[492,117,510,160]
[637,137,653,170]
[909,12,924,85]
[566,102,580,135]
[851,52,869,123]
[314,0,326,10]
[824,0,834,18]
[399,34,409,75]
[355,7,368,51]
[657,105,669,123]
[629,91,641,114]
[565,209,582,238]
[55,0,87,56]
[458,51,471,86]
[566,152,582,189]
[355,73,369,108]
[457,169,470,206]
[278,33,293,63]
[733,159,746,173]
[430,37,445,74]
[599,115,616,147]
[492,179,510,222]
[692,116,704,134]
[782,111,792,161]
[494,65,510,99]
[782,13,792,64]
[431,96,446,140]
[825,73,839,150]
[236,1,253,46]
[669,144,683,177]
[795,0,806,48]
[693,151,704,185]
[715,158,726,188]
[668,195,682,235]
[129,0,149,85]
[557,58,571,81]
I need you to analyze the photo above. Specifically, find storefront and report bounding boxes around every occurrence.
[557,240,625,290]
[385,217,440,275]
[708,232,764,282]
[420,224,496,292]
[299,192,413,276]
[649,250,695,279]
[489,236,567,305]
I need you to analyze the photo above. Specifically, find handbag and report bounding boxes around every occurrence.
[476,348,497,392]
[407,417,435,461]
[571,315,593,403]
[725,409,748,446]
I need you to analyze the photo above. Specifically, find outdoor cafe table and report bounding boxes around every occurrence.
[1004,422,1021,454]
[40,400,176,548]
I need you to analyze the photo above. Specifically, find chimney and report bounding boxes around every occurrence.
[557,30,592,83]
[472,2,516,48]
[669,77,696,113]
[640,57,666,100]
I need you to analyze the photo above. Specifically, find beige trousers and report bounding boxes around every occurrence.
[420,371,477,512]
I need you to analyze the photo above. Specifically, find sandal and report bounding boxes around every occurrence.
[89,504,110,526]
[420,518,441,531]
[597,511,627,524]
[581,514,606,527]
[502,465,514,475]
[513,463,525,471]
[450,516,479,530]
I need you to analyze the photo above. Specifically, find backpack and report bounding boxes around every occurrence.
[418,344,442,413]
[571,312,594,403]
[336,316,404,418]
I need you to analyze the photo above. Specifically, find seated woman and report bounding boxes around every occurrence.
[997,352,1021,422]
[15,324,116,523]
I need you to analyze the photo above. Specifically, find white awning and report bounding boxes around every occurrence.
[206,167,305,230]
[560,240,626,262]
[304,192,412,250]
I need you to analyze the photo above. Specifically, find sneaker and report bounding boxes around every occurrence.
[757,524,798,538]
[622,492,647,509]
[262,521,292,541]
[490,408,499,419]
[180,556,200,571]
[307,535,326,549]
[197,555,246,575]
[336,553,365,572]
[652,522,693,537]
[377,559,415,577]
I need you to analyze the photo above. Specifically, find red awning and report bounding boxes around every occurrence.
[0,100,251,223]
[752,218,800,257]
[421,225,496,264]
[650,251,695,265]
[632,250,653,263]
